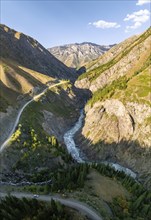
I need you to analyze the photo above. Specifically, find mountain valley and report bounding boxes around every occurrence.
[75,27,151,188]
[0,24,151,220]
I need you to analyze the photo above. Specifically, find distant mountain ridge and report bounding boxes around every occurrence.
[48,42,115,68]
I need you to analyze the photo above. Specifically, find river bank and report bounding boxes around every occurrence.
[63,110,137,179]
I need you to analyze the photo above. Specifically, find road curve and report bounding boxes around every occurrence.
[0,192,103,220]
[0,82,66,153]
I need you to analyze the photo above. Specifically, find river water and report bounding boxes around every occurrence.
[63,110,137,179]
[64,110,85,163]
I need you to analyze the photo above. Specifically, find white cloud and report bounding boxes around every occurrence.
[124,9,150,32]
[136,0,151,6]
[89,20,120,29]
[125,22,142,33]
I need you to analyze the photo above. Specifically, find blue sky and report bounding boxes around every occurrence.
[1,0,150,48]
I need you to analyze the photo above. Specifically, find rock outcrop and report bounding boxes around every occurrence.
[76,99,151,187]
[74,28,151,188]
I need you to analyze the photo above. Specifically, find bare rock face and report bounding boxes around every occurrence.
[40,85,84,142]
[82,99,135,144]
[42,110,77,142]
[83,102,120,144]
[126,102,151,124]
[126,102,151,147]
[48,42,114,68]
[76,99,151,187]
[103,99,134,140]
[83,99,151,146]
[75,78,91,90]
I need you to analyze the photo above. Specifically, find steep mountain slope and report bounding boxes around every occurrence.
[0,24,82,147]
[0,28,84,175]
[76,28,150,91]
[0,59,54,112]
[75,27,151,187]
[83,35,138,72]
[0,82,81,174]
[0,26,86,182]
[48,42,114,68]
[0,24,80,115]
[0,24,150,219]
[0,24,75,79]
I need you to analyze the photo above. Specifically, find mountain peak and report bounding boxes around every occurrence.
[48,42,114,68]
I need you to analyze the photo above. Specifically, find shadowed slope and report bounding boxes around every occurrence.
[0,24,75,80]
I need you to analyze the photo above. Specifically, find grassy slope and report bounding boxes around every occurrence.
[0,59,54,112]
[85,169,128,202]
[78,27,151,82]
[114,66,151,105]
[83,35,138,72]
[1,82,76,173]
[88,59,151,107]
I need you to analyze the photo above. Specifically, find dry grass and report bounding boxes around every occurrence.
[85,169,129,202]
[0,59,55,112]
[0,59,54,93]
[18,66,54,84]
[69,169,128,219]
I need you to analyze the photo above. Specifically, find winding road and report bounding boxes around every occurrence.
[0,81,66,153]
[0,192,102,220]
[0,80,137,220]
[0,80,103,219]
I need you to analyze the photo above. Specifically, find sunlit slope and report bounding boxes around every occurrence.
[88,57,151,107]
[76,27,151,92]
[74,27,151,187]
[0,59,54,112]
[85,62,151,143]
[48,42,114,68]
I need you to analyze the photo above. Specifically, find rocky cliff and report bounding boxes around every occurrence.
[75,28,151,188]
[48,42,114,68]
